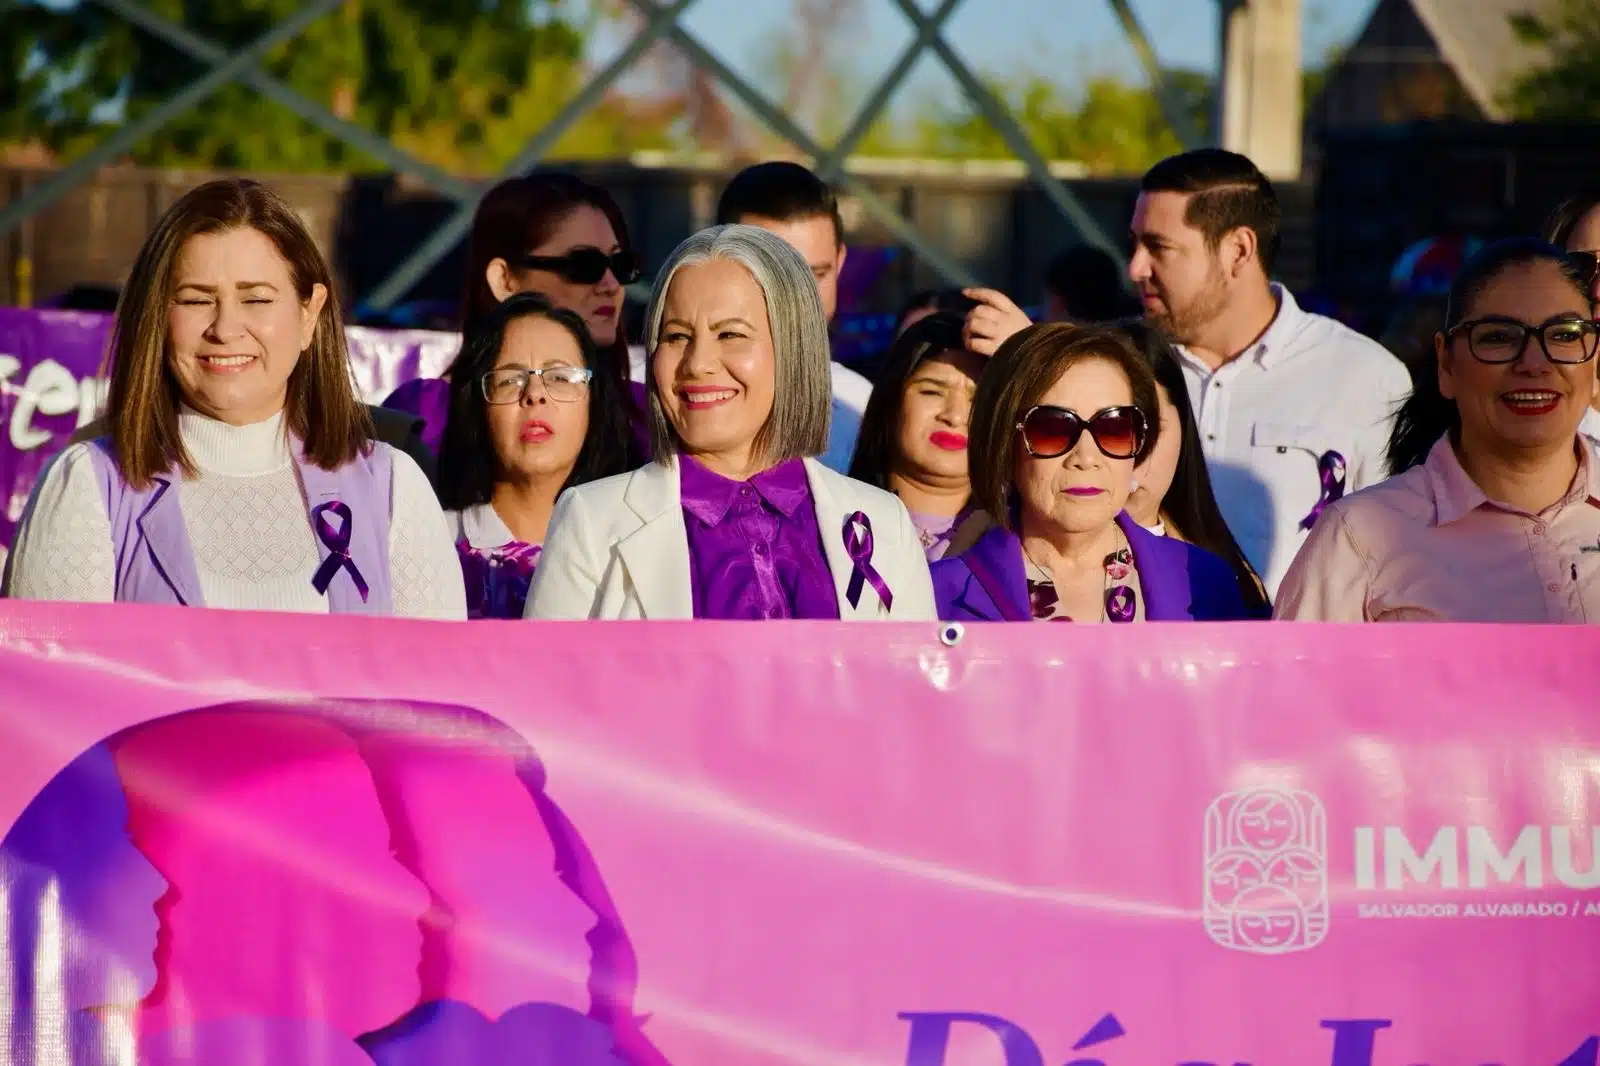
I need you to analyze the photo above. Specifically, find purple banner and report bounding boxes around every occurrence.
[0,308,460,557]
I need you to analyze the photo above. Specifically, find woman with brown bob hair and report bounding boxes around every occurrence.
[4,179,464,617]
[930,322,1250,622]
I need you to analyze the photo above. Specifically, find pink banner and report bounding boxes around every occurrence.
[0,603,1596,1065]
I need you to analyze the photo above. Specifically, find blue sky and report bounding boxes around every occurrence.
[593,0,1380,110]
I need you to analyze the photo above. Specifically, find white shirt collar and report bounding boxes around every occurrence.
[452,501,519,549]
[1253,283,1305,368]
[1173,283,1304,373]
[1580,405,1600,443]
[178,407,291,477]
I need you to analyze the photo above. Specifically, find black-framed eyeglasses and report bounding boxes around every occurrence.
[480,365,593,405]
[512,247,641,286]
[1443,316,1600,365]
[1016,404,1148,460]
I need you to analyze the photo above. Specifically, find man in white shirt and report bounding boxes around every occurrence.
[1128,149,1412,596]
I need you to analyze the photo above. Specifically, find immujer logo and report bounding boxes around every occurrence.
[1202,787,1329,954]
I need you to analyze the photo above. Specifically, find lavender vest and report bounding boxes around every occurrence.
[83,438,395,613]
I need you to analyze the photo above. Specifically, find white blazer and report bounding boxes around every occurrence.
[523,457,937,621]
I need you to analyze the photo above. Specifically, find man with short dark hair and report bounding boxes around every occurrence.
[1129,148,1410,596]
[716,160,868,472]
[716,161,847,320]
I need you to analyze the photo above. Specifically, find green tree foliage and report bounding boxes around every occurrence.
[878,71,1187,175]
[1504,0,1600,119]
[0,0,683,170]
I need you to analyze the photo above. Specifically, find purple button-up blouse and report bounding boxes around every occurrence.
[679,456,840,620]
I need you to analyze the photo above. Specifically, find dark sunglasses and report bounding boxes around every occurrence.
[1568,250,1599,287]
[1017,404,1147,461]
[513,247,641,286]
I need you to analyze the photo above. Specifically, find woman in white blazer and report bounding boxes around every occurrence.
[524,224,936,621]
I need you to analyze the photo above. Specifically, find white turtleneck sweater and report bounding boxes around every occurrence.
[4,410,466,619]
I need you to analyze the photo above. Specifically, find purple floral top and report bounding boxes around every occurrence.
[679,456,840,621]
[1023,536,1145,623]
[449,504,541,620]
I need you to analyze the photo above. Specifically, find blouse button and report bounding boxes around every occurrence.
[754,542,768,556]
[1548,583,1560,592]
[766,606,783,619]
[1533,522,1547,535]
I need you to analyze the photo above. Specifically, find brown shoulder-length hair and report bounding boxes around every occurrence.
[106,178,369,489]
[967,322,1160,529]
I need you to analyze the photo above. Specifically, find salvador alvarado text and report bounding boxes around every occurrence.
[896,1012,1599,1066]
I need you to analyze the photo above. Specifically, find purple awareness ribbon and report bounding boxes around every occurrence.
[309,501,370,602]
[1298,450,1347,531]
[842,511,893,611]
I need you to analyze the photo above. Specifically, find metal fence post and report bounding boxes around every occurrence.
[625,0,980,288]
[883,0,1126,267]
[0,0,347,242]
[1105,0,1207,151]
[811,0,964,182]
[87,0,477,202]
[363,0,700,310]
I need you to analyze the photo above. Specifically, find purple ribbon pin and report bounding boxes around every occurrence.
[310,501,370,602]
[1298,450,1347,531]
[842,511,893,611]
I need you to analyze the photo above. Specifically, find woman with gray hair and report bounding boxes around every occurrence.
[524,224,936,620]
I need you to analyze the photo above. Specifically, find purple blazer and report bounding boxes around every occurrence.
[930,512,1250,622]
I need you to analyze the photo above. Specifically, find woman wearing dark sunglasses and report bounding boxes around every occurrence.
[382,173,649,457]
[1116,319,1271,617]
[1278,239,1600,622]
[437,293,640,619]
[930,323,1250,623]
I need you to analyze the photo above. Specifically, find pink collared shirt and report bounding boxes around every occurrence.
[1275,435,1600,622]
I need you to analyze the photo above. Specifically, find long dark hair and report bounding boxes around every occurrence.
[1386,238,1594,476]
[436,292,641,511]
[847,312,971,490]
[461,172,639,420]
[1115,318,1271,617]
[1544,189,1600,248]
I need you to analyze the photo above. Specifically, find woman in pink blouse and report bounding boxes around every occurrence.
[1276,239,1600,622]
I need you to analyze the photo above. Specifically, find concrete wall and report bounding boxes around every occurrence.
[2,162,1317,315]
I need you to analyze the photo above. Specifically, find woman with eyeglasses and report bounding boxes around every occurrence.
[1277,239,1600,622]
[929,323,1250,623]
[436,293,640,620]
[381,172,649,456]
